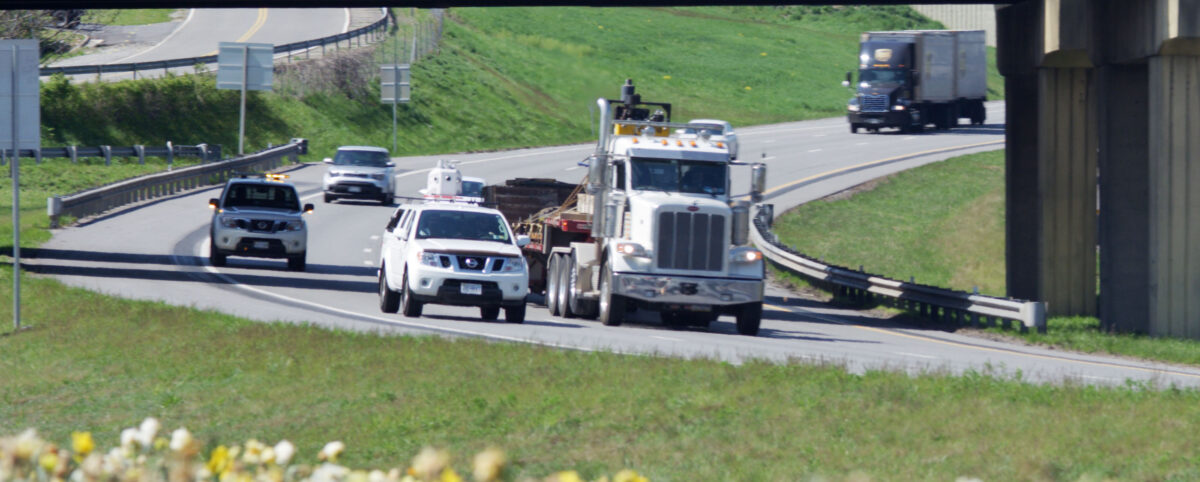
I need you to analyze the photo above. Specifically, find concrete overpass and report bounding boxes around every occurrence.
[13,0,1200,338]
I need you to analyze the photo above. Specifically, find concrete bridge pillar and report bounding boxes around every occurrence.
[998,0,1097,317]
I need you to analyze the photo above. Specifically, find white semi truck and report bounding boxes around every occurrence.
[844,30,988,133]
[491,80,768,335]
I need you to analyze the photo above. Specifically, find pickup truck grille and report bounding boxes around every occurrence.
[656,211,725,272]
[861,94,890,112]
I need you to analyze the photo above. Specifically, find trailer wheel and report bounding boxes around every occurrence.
[598,262,625,326]
[546,254,562,315]
[557,253,575,318]
[567,252,597,318]
[736,302,762,336]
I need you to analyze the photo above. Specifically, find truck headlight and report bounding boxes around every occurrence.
[616,242,649,258]
[496,257,525,273]
[847,103,860,112]
[419,251,443,268]
[892,105,906,111]
[283,220,305,231]
[370,173,386,181]
[219,216,244,229]
[730,248,762,263]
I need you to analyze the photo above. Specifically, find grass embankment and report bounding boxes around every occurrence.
[5,280,1200,480]
[82,9,181,26]
[771,150,1200,367]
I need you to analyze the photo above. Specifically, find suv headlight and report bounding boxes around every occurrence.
[419,251,443,268]
[370,173,386,181]
[283,220,305,231]
[218,216,243,229]
[496,257,525,273]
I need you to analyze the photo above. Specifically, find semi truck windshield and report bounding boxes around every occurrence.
[859,69,907,84]
[630,158,727,195]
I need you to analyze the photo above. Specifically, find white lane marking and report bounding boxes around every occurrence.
[363,248,372,253]
[761,156,776,161]
[807,148,822,153]
[762,139,776,144]
[369,235,380,240]
[565,165,584,171]
[895,352,938,360]
[195,239,597,350]
[903,136,917,140]
[363,260,375,266]
[813,134,827,137]
[113,9,196,63]
[856,142,869,146]
[651,335,682,342]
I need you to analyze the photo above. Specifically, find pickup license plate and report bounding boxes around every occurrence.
[253,241,269,250]
[348,186,362,193]
[460,283,482,295]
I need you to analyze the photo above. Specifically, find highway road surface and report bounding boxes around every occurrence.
[29,102,1200,389]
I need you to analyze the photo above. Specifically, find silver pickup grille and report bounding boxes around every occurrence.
[656,211,725,272]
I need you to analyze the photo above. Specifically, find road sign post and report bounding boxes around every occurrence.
[0,39,39,332]
[217,42,273,156]
[381,64,410,153]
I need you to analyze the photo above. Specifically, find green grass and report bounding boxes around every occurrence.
[4,274,1200,480]
[772,149,1007,296]
[81,9,181,26]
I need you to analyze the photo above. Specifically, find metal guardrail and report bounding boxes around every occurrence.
[46,138,307,228]
[39,8,390,78]
[1,143,220,166]
[751,207,1047,332]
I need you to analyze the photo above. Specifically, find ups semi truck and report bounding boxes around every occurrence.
[844,30,987,133]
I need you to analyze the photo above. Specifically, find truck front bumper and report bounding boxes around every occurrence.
[849,110,917,128]
[612,273,763,305]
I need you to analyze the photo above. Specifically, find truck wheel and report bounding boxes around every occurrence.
[736,302,763,336]
[287,252,306,272]
[379,265,399,313]
[400,268,422,317]
[324,193,334,203]
[505,304,526,324]
[567,252,598,318]
[209,241,226,267]
[598,262,625,326]
[557,253,575,318]
[545,254,561,315]
[480,306,500,321]
[849,124,859,134]
[380,192,392,205]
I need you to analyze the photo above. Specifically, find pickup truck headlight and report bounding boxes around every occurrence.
[616,242,649,258]
[496,257,525,273]
[419,251,443,268]
[218,216,244,229]
[283,220,305,231]
[730,248,763,263]
[370,173,386,181]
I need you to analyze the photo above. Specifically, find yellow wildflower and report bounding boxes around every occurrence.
[662,75,672,80]
[471,448,506,482]
[243,439,266,465]
[348,469,372,482]
[761,52,767,56]
[440,468,464,482]
[547,471,583,482]
[744,86,752,91]
[614,469,649,482]
[598,25,604,29]
[38,451,59,473]
[14,429,42,461]
[208,445,231,476]
[412,447,450,481]
[71,432,95,457]
[318,441,345,463]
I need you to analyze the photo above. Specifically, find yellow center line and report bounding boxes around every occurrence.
[203,8,270,56]
[765,303,1200,380]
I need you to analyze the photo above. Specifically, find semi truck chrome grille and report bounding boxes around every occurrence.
[656,211,725,272]
[861,95,889,112]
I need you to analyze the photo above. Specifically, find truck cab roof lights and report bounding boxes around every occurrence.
[716,142,725,148]
[690,141,698,148]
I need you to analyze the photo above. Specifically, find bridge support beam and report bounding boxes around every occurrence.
[998,0,1097,317]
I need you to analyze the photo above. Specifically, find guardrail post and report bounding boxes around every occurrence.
[101,145,112,166]
[198,143,209,162]
[68,145,77,163]
[166,141,173,170]
[47,196,62,228]
[134,145,145,164]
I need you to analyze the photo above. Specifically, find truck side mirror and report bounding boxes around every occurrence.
[208,198,219,210]
[843,71,852,87]
[303,203,314,214]
[516,235,530,248]
[750,163,767,203]
[323,158,333,164]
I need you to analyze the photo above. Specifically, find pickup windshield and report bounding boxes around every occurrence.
[223,184,300,211]
[333,150,390,167]
[415,210,512,243]
[629,157,727,196]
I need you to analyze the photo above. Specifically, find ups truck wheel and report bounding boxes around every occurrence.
[400,268,423,317]
[505,304,526,323]
[546,254,562,315]
[849,124,859,134]
[736,302,763,336]
[480,306,500,321]
[598,263,625,326]
[379,266,400,313]
[324,193,334,203]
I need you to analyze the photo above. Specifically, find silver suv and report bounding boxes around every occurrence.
[322,146,395,204]
[208,174,314,271]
